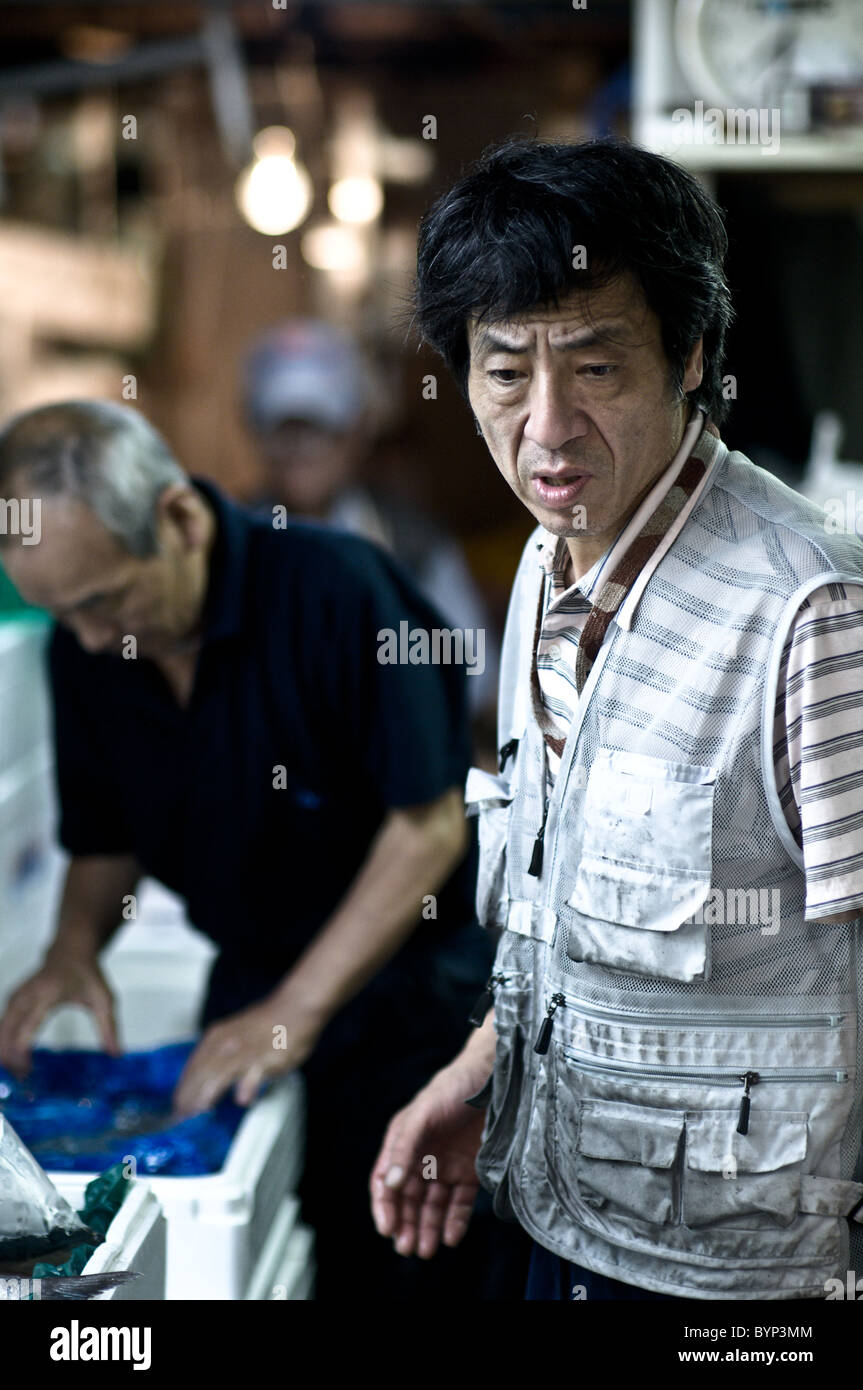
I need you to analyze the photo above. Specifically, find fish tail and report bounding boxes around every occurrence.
[34,1272,142,1300]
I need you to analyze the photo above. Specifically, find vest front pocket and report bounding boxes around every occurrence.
[566,748,716,981]
[572,1097,685,1224]
[465,767,513,931]
[683,1109,808,1230]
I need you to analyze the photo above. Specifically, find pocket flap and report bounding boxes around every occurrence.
[685,1110,808,1174]
[578,1098,685,1168]
[569,858,712,931]
[465,766,513,813]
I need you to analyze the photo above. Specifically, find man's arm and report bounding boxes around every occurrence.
[0,853,141,1074]
[271,785,467,1027]
[47,854,141,963]
[172,786,469,1113]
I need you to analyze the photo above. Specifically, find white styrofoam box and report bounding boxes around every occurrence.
[34,944,307,1301]
[0,619,52,772]
[47,1076,305,1301]
[50,1177,167,1301]
[244,1195,315,1302]
[276,1225,315,1301]
[0,745,67,1017]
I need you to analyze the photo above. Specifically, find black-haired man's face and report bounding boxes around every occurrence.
[467,273,703,579]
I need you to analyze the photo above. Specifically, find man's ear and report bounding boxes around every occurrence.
[683,336,704,393]
[157,484,208,550]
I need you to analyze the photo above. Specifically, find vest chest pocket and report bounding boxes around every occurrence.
[566,748,717,982]
[683,1110,808,1230]
[466,767,513,931]
[572,1098,685,1225]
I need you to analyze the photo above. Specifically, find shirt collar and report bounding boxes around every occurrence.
[535,407,707,601]
[192,476,251,642]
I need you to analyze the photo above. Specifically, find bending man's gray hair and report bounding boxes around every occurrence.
[0,400,187,556]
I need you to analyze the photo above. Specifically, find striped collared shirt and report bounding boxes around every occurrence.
[534,432,863,922]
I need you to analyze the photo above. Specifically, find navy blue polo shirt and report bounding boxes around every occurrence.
[48,478,477,981]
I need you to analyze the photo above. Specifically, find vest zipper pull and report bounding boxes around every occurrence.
[468,973,501,1027]
[527,797,550,877]
[736,1070,760,1135]
[498,738,519,773]
[534,993,565,1055]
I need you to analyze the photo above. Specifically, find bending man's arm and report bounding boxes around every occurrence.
[172,786,469,1113]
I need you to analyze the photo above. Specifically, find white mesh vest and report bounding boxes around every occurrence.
[466,426,863,1299]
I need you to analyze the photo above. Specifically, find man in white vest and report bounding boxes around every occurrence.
[370,136,863,1301]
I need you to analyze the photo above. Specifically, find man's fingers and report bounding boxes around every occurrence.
[390,1175,427,1255]
[234,1063,265,1108]
[89,990,120,1057]
[442,1182,478,1249]
[1,997,50,1077]
[372,1098,432,1194]
[173,1048,232,1116]
[415,1182,452,1260]
[371,1108,432,1238]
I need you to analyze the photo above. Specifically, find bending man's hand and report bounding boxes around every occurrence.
[0,952,120,1079]
[172,995,319,1116]
[370,1058,491,1260]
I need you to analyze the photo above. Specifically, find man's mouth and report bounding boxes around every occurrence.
[531,471,592,509]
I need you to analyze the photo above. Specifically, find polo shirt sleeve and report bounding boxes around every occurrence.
[48,626,135,855]
[773,582,863,921]
[324,538,474,810]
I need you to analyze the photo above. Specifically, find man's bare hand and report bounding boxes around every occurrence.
[370,1060,491,1260]
[172,996,318,1116]
[0,954,120,1078]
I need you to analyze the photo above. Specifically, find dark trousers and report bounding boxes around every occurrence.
[202,927,533,1300]
[525,1242,679,1300]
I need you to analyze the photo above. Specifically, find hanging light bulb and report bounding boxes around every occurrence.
[328,175,383,225]
[235,126,312,235]
[301,223,366,273]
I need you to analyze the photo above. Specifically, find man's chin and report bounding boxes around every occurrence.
[532,506,604,539]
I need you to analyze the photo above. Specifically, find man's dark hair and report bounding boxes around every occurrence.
[414,136,734,425]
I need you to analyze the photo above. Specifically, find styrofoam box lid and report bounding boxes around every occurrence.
[51,1177,167,1301]
[0,617,49,670]
[243,1194,302,1301]
[270,1224,315,1301]
[0,741,53,805]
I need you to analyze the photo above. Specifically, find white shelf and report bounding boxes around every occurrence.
[639,118,863,171]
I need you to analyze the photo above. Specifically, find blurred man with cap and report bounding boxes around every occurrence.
[243,319,498,718]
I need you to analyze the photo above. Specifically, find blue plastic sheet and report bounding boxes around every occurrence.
[0,1043,246,1176]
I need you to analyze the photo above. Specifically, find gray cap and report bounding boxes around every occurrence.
[243,319,368,433]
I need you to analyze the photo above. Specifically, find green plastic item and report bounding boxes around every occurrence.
[31,1164,131,1279]
[0,560,41,615]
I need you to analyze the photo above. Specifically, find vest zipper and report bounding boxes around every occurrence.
[468,972,514,1027]
[498,738,519,773]
[562,1049,847,1089]
[527,796,550,877]
[547,995,845,1031]
[737,1070,759,1135]
[534,992,566,1053]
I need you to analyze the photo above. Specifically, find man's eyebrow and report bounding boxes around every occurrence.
[472,320,631,357]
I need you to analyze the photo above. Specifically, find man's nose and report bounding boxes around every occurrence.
[523,376,591,453]
[70,618,116,654]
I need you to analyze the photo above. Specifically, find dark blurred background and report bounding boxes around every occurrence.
[0,0,862,629]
